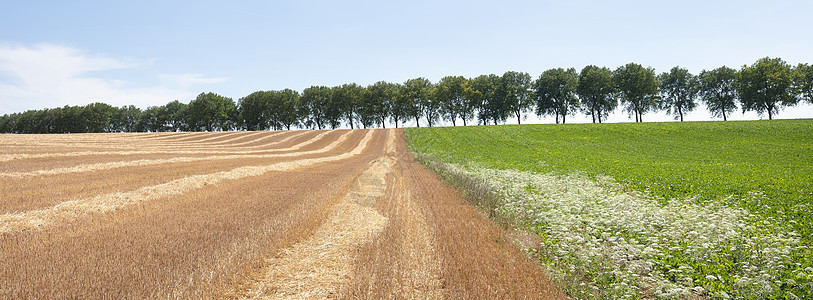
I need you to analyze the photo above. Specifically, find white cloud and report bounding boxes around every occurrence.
[0,43,228,114]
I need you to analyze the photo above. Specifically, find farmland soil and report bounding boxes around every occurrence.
[0,129,564,299]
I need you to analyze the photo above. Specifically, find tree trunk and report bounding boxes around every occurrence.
[678,106,683,122]
[598,113,602,124]
[415,115,420,127]
[451,118,456,127]
[562,113,566,124]
[766,104,773,120]
[516,111,521,125]
[722,109,727,121]
[591,109,596,123]
[381,117,386,129]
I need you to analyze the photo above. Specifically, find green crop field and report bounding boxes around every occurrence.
[406,119,813,299]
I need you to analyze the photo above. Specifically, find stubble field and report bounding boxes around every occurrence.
[0,129,564,299]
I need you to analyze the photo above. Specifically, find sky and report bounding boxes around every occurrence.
[1,0,811,125]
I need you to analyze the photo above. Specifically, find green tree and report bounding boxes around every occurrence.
[82,102,117,133]
[325,86,345,129]
[112,105,142,132]
[0,114,11,133]
[390,83,409,128]
[188,92,236,131]
[795,63,813,105]
[137,106,165,132]
[534,68,580,124]
[357,88,377,129]
[301,86,331,130]
[331,83,364,129]
[577,65,616,123]
[435,76,468,126]
[614,63,660,122]
[470,74,503,125]
[275,89,301,130]
[500,71,533,124]
[363,81,394,128]
[403,78,432,127]
[238,91,271,131]
[658,66,698,122]
[162,100,188,132]
[56,105,85,133]
[738,57,798,120]
[422,84,440,127]
[698,66,738,121]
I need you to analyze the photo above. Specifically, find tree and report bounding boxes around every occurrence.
[534,68,580,124]
[500,71,533,124]
[422,84,440,127]
[469,74,503,125]
[324,86,345,129]
[614,63,660,122]
[577,65,616,123]
[163,100,188,132]
[330,84,363,129]
[658,66,698,122]
[738,57,798,120]
[238,91,272,131]
[390,83,409,128]
[301,86,331,130]
[188,92,236,131]
[82,102,117,133]
[435,76,468,126]
[110,105,142,132]
[0,114,11,133]
[273,89,301,130]
[364,81,394,128]
[697,66,738,121]
[403,78,432,127]
[795,63,813,105]
[137,106,165,132]
[57,105,85,133]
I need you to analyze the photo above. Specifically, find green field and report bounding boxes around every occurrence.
[406,119,813,299]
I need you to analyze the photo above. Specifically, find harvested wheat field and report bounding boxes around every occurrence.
[0,129,565,299]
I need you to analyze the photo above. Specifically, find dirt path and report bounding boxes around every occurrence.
[0,129,565,299]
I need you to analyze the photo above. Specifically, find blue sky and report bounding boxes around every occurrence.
[1,0,811,125]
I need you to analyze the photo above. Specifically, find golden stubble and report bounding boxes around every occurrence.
[0,130,374,233]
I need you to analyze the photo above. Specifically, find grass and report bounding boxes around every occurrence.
[406,119,813,299]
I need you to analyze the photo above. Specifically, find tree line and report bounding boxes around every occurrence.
[1,57,811,134]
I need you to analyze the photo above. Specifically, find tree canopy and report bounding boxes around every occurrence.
[577,65,616,123]
[2,57,811,134]
[500,71,534,125]
[614,63,660,122]
[737,57,798,120]
[698,66,738,121]
[795,63,813,105]
[658,66,698,122]
[533,68,579,124]
[435,76,469,126]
